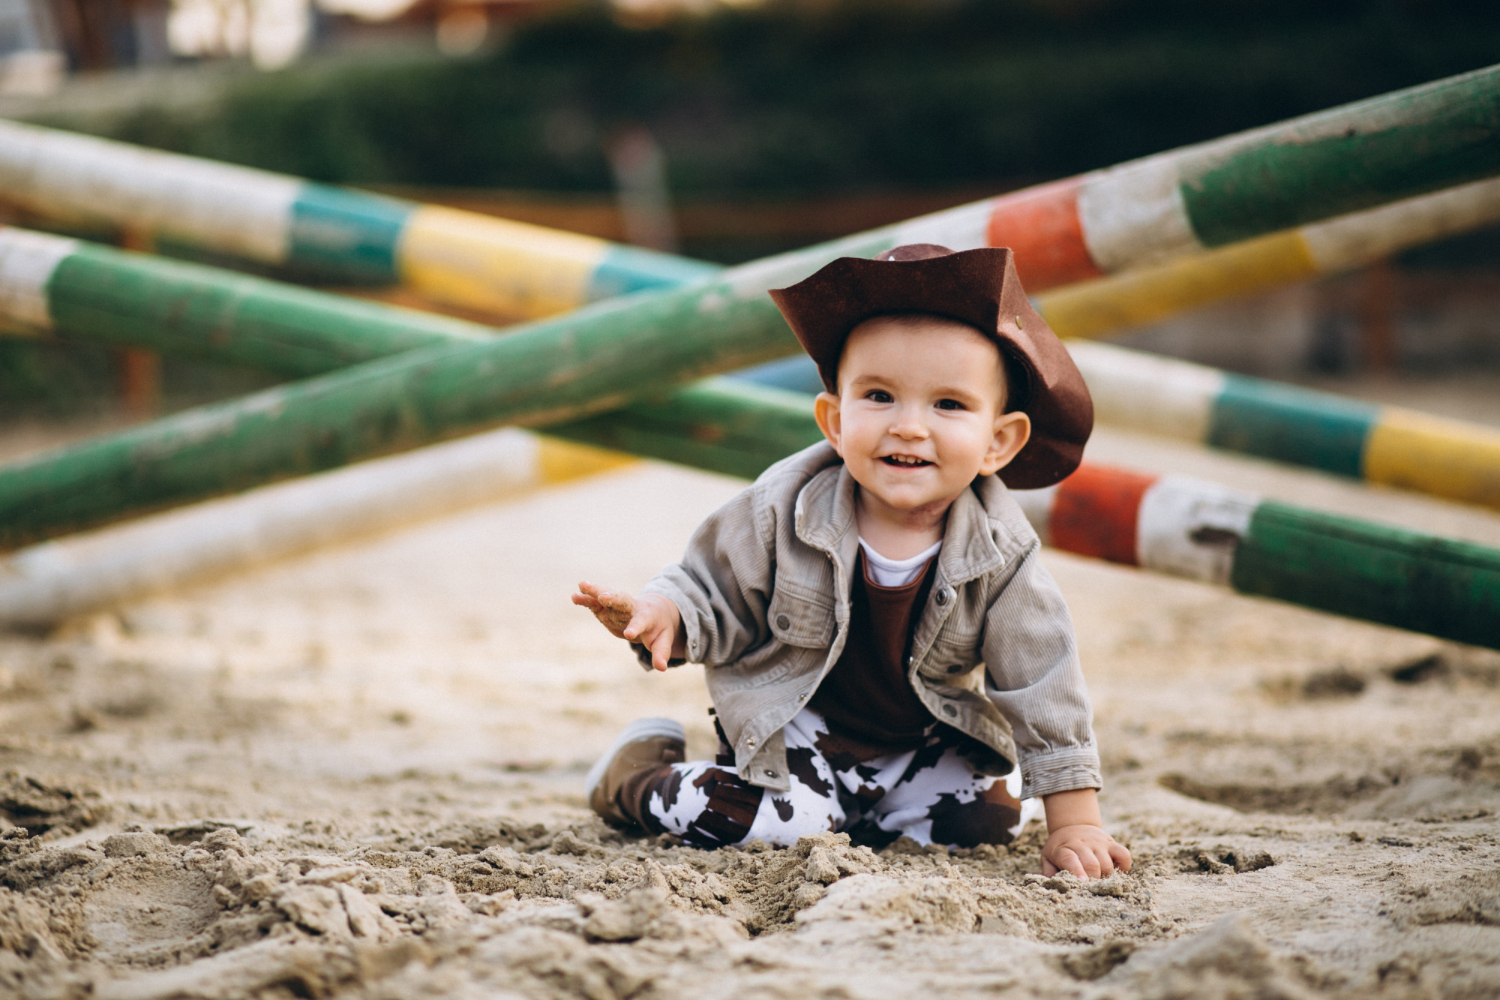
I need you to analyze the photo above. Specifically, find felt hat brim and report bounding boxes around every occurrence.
[768,245,1092,489]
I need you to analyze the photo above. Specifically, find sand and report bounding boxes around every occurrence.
[1,420,1498,1000]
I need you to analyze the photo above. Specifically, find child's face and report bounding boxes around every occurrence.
[813,315,1032,521]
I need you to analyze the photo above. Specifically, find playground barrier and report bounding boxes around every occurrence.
[0,430,627,627]
[5,222,1498,512]
[0,63,1496,314]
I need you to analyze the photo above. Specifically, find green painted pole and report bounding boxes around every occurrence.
[0,274,809,548]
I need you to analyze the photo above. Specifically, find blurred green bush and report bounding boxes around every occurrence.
[24,0,1500,198]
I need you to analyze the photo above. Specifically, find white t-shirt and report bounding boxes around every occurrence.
[857,537,942,588]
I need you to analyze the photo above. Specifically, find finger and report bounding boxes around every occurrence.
[622,611,650,641]
[1108,841,1133,873]
[596,589,633,612]
[1041,858,1058,876]
[649,630,672,672]
[581,582,630,612]
[1094,845,1115,878]
[1056,847,1087,880]
[1079,845,1102,880]
[570,593,601,609]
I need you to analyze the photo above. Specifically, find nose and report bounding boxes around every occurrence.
[889,403,930,440]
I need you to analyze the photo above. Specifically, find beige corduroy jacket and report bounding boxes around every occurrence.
[639,442,1101,799]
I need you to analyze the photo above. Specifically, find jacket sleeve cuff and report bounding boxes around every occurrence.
[1018,745,1102,799]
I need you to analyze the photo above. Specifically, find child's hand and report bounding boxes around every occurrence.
[1041,824,1132,880]
[572,582,683,671]
[1039,787,1131,880]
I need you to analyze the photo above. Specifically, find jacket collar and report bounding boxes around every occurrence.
[794,456,1014,588]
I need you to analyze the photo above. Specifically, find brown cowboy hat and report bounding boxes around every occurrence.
[768,244,1092,489]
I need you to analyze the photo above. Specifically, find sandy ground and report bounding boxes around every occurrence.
[2,406,1499,999]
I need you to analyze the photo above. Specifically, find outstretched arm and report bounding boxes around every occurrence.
[1040,787,1132,880]
[572,581,686,672]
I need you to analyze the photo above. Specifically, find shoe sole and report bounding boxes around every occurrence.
[584,717,686,800]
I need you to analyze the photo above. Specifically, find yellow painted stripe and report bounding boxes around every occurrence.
[1036,230,1319,339]
[396,205,610,320]
[1363,407,1500,510]
[536,436,636,483]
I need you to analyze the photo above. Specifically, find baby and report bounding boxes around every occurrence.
[573,244,1130,879]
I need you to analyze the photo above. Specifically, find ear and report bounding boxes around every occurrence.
[813,392,845,456]
[979,411,1031,476]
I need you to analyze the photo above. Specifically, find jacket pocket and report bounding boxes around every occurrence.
[767,588,835,649]
[919,622,983,680]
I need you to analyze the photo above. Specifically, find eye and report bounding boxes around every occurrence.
[865,390,893,403]
[935,398,966,411]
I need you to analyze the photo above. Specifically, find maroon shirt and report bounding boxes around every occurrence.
[809,551,937,751]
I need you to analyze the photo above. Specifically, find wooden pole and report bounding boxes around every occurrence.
[0,429,628,627]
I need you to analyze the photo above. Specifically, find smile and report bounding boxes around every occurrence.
[881,455,932,467]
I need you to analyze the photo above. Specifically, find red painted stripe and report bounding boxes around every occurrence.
[986,177,1102,291]
[1048,463,1158,566]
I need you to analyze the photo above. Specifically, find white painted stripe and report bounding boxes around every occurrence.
[1076,154,1202,272]
[0,120,300,263]
[720,197,999,304]
[0,227,77,329]
[1011,484,1059,546]
[1067,340,1224,443]
[1299,175,1500,273]
[889,198,996,252]
[1135,475,1259,586]
[0,428,544,627]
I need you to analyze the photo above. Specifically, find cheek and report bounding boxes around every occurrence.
[935,422,993,458]
[840,413,883,450]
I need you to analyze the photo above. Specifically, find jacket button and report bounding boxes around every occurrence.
[942,704,957,717]
[946,664,964,674]
[775,614,791,630]
[746,736,756,748]
[935,589,950,606]
[764,769,778,779]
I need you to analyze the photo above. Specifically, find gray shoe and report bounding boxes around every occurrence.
[585,718,686,827]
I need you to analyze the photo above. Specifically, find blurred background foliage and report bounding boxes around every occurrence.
[25,0,1500,198]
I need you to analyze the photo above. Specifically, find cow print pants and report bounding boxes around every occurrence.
[632,708,1040,850]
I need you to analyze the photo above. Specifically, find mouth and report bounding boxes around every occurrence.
[881,455,933,468]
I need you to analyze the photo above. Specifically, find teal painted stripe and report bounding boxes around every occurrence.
[1206,375,1377,479]
[587,244,721,300]
[1182,64,1500,247]
[1231,500,1500,649]
[286,184,413,284]
[727,355,825,394]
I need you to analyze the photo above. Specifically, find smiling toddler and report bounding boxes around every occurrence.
[572,244,1130,879]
